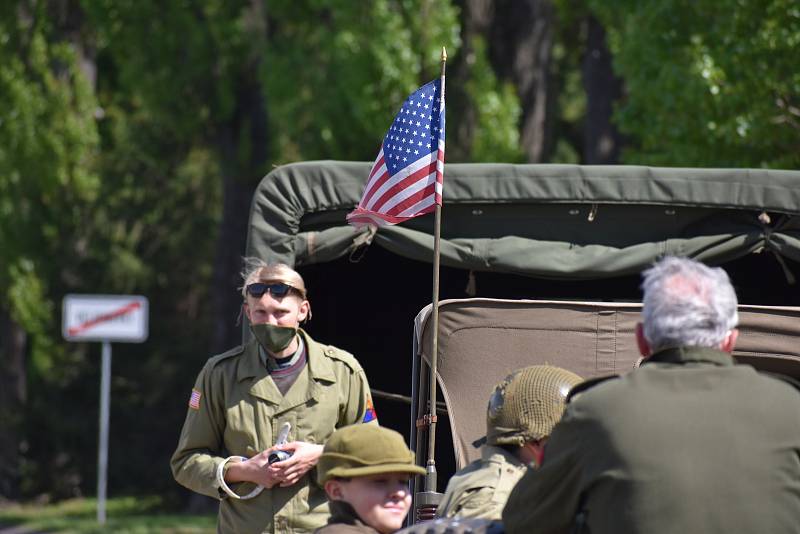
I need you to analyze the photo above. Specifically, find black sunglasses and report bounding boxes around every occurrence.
[245,282,294,298]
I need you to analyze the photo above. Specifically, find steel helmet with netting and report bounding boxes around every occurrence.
[486,365,583,446]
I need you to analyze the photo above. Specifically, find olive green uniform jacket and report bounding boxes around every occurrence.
[171,330,375,534]
[436,445,528,520]
[314,501,381,534]
[503,347,800,534]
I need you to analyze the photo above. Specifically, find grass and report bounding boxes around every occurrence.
[0,496,215,533]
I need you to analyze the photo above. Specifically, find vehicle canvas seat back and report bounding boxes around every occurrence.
[413,298,800,469]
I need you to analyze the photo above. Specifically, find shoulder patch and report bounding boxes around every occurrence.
[188,388,202,410]
[567,374,619,403]
[362,394,378,423]
[759,371,800,393]
[206,344,246,368]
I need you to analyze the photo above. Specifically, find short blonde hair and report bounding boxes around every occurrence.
[240,258,307,299]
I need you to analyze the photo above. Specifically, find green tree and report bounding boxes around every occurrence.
[589,0,800,168]
[0,0,101,497]
[0,0,223,498]
[264,0,461,161]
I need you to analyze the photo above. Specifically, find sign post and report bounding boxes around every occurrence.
[62,295,149,524]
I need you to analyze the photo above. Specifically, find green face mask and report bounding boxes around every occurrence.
[250,323,298,354]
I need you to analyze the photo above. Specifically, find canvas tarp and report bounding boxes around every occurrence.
[413,298,800,469]
[246,161,800,278]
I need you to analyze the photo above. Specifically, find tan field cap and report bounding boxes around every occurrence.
[318,424,426,484]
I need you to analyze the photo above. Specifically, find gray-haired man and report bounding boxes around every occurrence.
[503,256,800,534]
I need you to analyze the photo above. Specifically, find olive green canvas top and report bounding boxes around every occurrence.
[245,161,800,278]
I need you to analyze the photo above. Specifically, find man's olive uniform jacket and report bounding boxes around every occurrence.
[503,347,800,534]
[171,330,375,534]
[436,445,528,520]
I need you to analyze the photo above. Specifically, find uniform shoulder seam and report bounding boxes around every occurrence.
[320,344,363,371]
[567,374,619,403]
[206,345,245,368]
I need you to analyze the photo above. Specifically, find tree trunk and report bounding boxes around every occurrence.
[210,137,262,354]
[0,307,27,498]
[581,16,624,164]
[210,8,270,356]
[489,0,556,162]
[448,0,493,162]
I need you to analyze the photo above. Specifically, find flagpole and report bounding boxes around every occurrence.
[424,46,446,495]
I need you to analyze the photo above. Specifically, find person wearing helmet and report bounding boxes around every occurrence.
[436,365,583,520]
[316,424,426,534]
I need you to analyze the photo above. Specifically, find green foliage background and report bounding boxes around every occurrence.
[589,0,800,167]
[0,0,797,502]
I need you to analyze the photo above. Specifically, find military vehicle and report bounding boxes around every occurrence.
[245,161,800,521]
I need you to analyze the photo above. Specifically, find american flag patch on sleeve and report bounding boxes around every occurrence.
[189,388,202,410]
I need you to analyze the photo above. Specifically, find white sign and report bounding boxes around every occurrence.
[62,294,149,343]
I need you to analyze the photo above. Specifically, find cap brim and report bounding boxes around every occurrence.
[324,463,426,482]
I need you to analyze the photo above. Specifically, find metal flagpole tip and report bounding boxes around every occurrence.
[441,47,447,61]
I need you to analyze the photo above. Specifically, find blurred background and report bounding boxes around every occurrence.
[1,0,799,517]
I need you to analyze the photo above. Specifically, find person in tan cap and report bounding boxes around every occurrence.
[316,424,426,534]
[172,258,377,534]
[436,365,582,520]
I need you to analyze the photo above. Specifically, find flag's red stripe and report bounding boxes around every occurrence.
[385,183,437,216]
[435,147,445,205]
[361,165,389,208]
[352,148,444,222]
[67,301,142,336]
[347,207,431,226]
[347,212,390,227]
[363,154,386,196]
[363,153,435,210]
[368,153,384,181]
[371,161,438,213]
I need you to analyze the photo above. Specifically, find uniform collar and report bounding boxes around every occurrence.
[481,444,526,467]
[237,340,265,382]
[237,328,337,383]
[238,329,339,407]
[644,346,734,367]
[301,328,337,383]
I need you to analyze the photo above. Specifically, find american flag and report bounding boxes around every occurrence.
[347,79,445,227]
[189,388,201,410]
